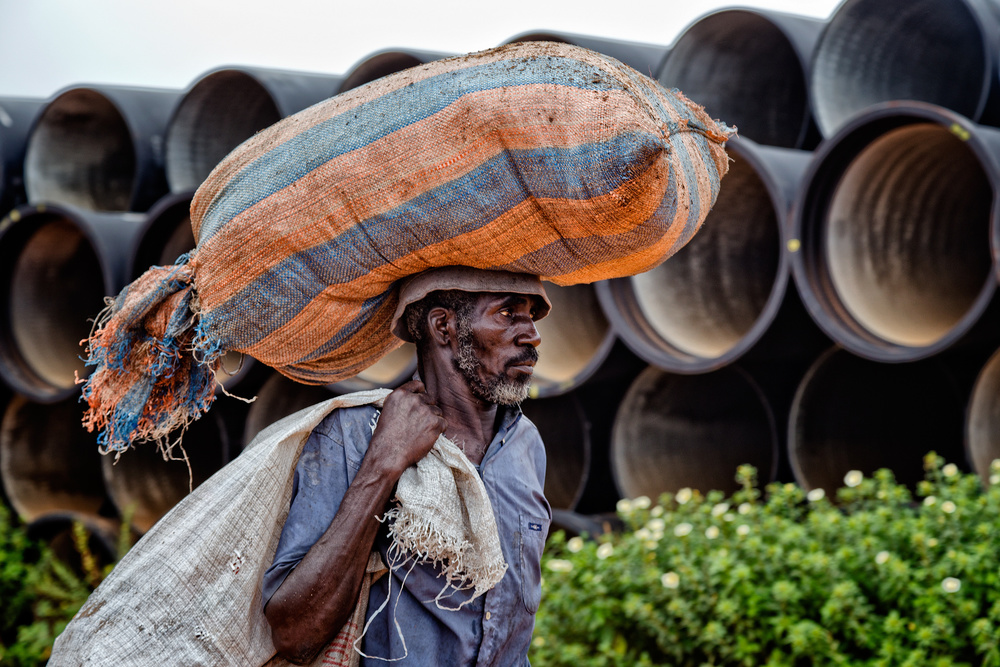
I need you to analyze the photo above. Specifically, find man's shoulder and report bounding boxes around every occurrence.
[311,400,382,439]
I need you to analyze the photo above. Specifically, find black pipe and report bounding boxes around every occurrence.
[789,347,967,495]
[24,85,179,211]
[810,0,1000,138]
[597,136,828,373]
[658,9,824,149]
[0,395,109,522]
[243,372,340,448]
[327,343,417,394]
[101,410,229,533]
[521,393,591,511]
[165,67,343,193]
[337,49,453,93]
[0,98,44,214]
[791,102,1000,363]
[611,364,779,500]
[0,204,145,401]
[503,31,668,78]
[26,513,124,575]
[964,345,1000,484]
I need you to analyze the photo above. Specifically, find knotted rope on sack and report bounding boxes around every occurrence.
[81,41,735,454]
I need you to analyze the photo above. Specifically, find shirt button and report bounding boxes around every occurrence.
[485,612,492,620]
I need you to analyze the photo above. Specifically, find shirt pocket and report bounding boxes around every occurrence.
[519,513,548,614]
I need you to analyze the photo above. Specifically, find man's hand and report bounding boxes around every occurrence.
[369,380,447,474]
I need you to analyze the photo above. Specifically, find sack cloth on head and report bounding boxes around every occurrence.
[81,40,733,453]
[50,388,507,667]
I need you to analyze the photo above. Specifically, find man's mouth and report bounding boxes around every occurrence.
[507,350,539,375]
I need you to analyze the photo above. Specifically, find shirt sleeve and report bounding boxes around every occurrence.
[261,409,353,609]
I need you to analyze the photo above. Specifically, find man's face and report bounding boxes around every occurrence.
[453,293,542,405]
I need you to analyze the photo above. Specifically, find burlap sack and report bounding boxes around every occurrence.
[50,389,505,666]
[80,40,733,453]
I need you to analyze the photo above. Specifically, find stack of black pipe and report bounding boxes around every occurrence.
[4,0,1000,543]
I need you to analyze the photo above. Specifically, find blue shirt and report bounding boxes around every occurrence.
[262,402,550,666]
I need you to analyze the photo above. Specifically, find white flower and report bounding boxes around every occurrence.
[567,536,584,553]
[546,559,573,572]
[807,488,826,502]
[532,636,546,648]
[674,522,693,537]
[646,518,666,532]
[942,501,957,514]
[635,528,651,541]
[942,463,959,478]
[675,488,693,505]
[596,543,614,560]
[992,459,1000,473]
[711,503,730,517]
[927,538,939,548]
[723,513,735,522]
[942,577,961,593]
[650,530,664,541]
[705,526,720,539]
[736,524,750,536]
[633,495,651,509]
[875,551,890,565]
[844,470,864,487]
[616,498,633,514]
[991,474,1000,486]
[924,496,937,507]
[876,490,887,500]
[650,505,664,517]
[738,503,752,515]
[661,571,680,589]
[644,541,658,550]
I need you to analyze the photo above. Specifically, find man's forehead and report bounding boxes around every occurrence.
[476,292,541,310]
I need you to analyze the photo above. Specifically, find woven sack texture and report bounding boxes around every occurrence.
[81,40,733,452]
[51,388,505,666]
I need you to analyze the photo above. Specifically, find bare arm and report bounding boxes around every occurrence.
[264,381,445,664]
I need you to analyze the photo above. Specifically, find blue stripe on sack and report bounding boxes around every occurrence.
[290,294,395,367]
[196,55,625,243]
[494,170,681,278]
[201,132,664,348]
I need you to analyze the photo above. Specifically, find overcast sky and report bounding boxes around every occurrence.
[0,0,841,99]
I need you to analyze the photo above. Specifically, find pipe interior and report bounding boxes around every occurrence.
[101,414,228,533]
[790,350,964,495]
[0,396,106,521]
[658,12,807,148]
[9,216,105,391]
[631,155,779,358]
[966,348,1000,482]
[521,394,589,510]
[533,284,609,390]
[244,373,338,447]
[25,89,135,210]
[825,124,992,347]
[27,515,120,575]
[811,0,986,136]
[611,366,775,499]
[166,72,280,192]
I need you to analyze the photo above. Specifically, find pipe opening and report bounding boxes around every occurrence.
[26,515,121,575]
[339,53,425,93]
[790,349,965,495]
[0,396,107,522]
[631,154,780,358]
[533,284,611,394]
[611,366,777,499]
[5,214,105,393]
[522,394,590,510]
[101,413,228,533]
[825,124,992,347]
[25,89,135,210]
[658,11,808,148]
[244,373,338,447]
[811,0,987,136]
[166,71,281,192]
[966,347,1000,482]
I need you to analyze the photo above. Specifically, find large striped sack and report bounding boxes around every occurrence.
[81,41,734,452]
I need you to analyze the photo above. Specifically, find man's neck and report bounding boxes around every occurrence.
[418,359,498,465]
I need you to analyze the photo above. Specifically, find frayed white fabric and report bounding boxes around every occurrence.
[49,389,506,667]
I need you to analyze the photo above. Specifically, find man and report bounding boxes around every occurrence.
[262,267,553,666]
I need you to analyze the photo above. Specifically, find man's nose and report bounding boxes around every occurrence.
[517,318,541,348]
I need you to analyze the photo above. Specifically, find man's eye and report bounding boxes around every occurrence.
[499,308,511,317]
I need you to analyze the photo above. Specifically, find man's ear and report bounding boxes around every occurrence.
[427,306,453,346]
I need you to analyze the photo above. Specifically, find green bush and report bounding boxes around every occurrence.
[0,506,129,666]
[533,453,1000,667]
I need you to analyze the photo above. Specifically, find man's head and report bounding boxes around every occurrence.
[391,268,551,405]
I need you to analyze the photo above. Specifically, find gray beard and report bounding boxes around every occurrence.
[453,324,534,406]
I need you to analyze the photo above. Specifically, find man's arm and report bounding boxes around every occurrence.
[264,380,445,664]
